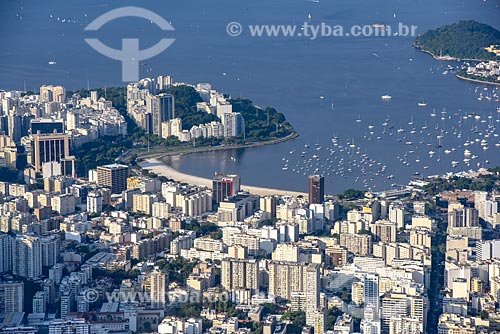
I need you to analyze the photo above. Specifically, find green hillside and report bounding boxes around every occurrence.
[415,20,500,60]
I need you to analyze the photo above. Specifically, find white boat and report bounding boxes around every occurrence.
[381,95,392,100]
[418,102,427,107]
[48,61,56,65]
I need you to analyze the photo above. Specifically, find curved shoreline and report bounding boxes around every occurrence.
[138,157,307,197]
[456,74,500,87]
[414,45,489,62]
[138,132,299,159]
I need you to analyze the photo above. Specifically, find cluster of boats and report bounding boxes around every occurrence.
[282,85,499,190]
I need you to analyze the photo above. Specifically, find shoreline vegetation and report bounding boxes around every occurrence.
[456,72,500,86]
[414,20,500,61]
[137,132,299,159]
[413,47,488,62]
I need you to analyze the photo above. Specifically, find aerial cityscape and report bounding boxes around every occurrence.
[0,1,499,334]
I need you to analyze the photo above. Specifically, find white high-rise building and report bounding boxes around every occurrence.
[305,264,320,327]
[221,112,244,137]
[476,239,500,261]
[150,269,167,309]
[381,294,425,333]
[41,235,59,268]
[272,244,299,262]
[13,235,42,278]
[87,191,103,214]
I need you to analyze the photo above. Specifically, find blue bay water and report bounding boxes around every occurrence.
[0,0,499,193]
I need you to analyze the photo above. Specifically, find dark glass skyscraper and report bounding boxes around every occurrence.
[308,175,324,204]
[31,118,64,135]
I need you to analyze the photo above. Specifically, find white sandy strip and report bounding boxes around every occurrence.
[139,158,307,197]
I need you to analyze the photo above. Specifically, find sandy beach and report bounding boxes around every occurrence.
[138,158,307,197]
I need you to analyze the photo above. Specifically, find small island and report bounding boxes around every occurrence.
[414,20,500,61]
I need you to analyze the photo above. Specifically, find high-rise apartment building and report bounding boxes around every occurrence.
[41,235,60,268]
[146,93,175,137]
[212,173,241,204]
[40,85,66,103]
[0,281,24,313]
[260,196,277,218]
[364,273,380,320]
[448,207,479,228]
[96,163,129,194]
[339,233,372,256]
[0,233,12,273]
[221,258,259,293]
[308,175,324,204]
[150,269,167,309]
[305,264,320,327]
[381,293,425,334]
[13,235,42,279]
[156,75,173,91]
[221,112,244,137]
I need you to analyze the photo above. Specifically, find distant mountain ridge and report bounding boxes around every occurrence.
[414,20,500,61]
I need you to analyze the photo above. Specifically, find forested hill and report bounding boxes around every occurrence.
[414,20,500,60]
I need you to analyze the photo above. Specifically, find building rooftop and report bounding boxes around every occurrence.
[98,163,129,170]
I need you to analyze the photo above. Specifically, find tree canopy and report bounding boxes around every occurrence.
[415,20,500,60]
[230,98,295,140]
[166,85,219,130]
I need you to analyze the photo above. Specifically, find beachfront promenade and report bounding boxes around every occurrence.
[138,158,307,197]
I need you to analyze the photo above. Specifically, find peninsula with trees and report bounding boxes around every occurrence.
[414,20,500,61]
[69,78,297,175]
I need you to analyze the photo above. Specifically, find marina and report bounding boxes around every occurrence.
[278,84,500,191]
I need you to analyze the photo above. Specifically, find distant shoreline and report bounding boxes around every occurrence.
[456,73,500,87]
[414,45,488,62]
